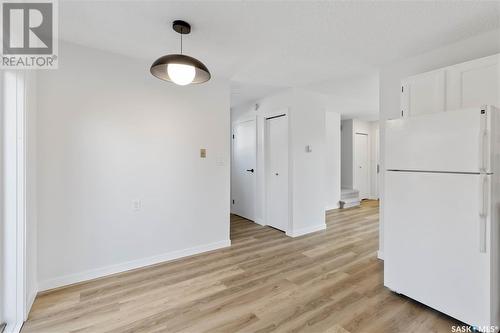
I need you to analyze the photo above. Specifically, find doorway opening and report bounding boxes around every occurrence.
[340,119,379,208]
[231,118,256,222]
[230,109,291,239]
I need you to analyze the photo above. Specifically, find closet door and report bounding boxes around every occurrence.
[401,69,446,118]
[354,133,369,200]
[266,115,289,232]
[446,54,500,111]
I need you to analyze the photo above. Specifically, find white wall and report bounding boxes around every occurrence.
[378,28,500,258]
[308,73,380,121]
[232,89,330,236]
[325,112,341,210]
[36,42,231,290]
[291,92,328,234]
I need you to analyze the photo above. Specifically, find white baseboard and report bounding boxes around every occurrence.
[26,287,37,318]
[377,250,384,260]
[343,201,360,208]
[4,321,23,333]
[38,239,231,292]
[254,218,266,226]
[287,224,326,238]
[2,286,38,333]
[325,203,340,211]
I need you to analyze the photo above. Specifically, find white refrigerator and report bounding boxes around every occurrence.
[384,106,500,330]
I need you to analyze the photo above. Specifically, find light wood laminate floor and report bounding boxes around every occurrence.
[22,201,461,333]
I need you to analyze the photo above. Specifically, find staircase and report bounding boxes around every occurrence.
[340,188,360,208]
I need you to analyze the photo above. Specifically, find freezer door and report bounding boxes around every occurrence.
[384,171,492,327]
[386,107,491,173]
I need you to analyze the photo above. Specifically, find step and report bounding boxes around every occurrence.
[340,188,360,208]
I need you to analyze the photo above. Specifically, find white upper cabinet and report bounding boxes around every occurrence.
[446,54,500,110]
[401,69,446,117]
[401,54,499,118]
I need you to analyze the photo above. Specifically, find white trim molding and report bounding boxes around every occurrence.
[2,71,28,333]
[286,224,326,238]
[325,204,340,212]
[26,289,37,320]
[254,218,266,226]
[4,322,23,333]
[377,250,384,260]
[38,239,231,292]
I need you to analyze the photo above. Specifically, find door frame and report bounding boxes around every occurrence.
[230,117,257,222]
[263,108,291,234]
[2,71,28,332]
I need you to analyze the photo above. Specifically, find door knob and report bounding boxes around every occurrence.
[246,169,254,173]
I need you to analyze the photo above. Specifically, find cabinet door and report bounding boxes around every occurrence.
[401,69,446,117]
[446,54,500,110]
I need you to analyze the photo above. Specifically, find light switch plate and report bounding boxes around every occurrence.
[200,148,206,158]
[133,200,141,211]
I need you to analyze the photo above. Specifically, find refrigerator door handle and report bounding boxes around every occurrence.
[481,130,489,173]
[479,175,488,253]
[479,110,489,173]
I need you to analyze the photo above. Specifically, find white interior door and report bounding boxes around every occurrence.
[266,115,288,232]
[231,120,256,221]
[385,171,491,327]
[354,133,369,200]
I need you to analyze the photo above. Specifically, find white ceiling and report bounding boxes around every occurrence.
[306,73,380,121]
[59,1,500,114]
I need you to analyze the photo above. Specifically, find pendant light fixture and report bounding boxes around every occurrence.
[150,20,211,85]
